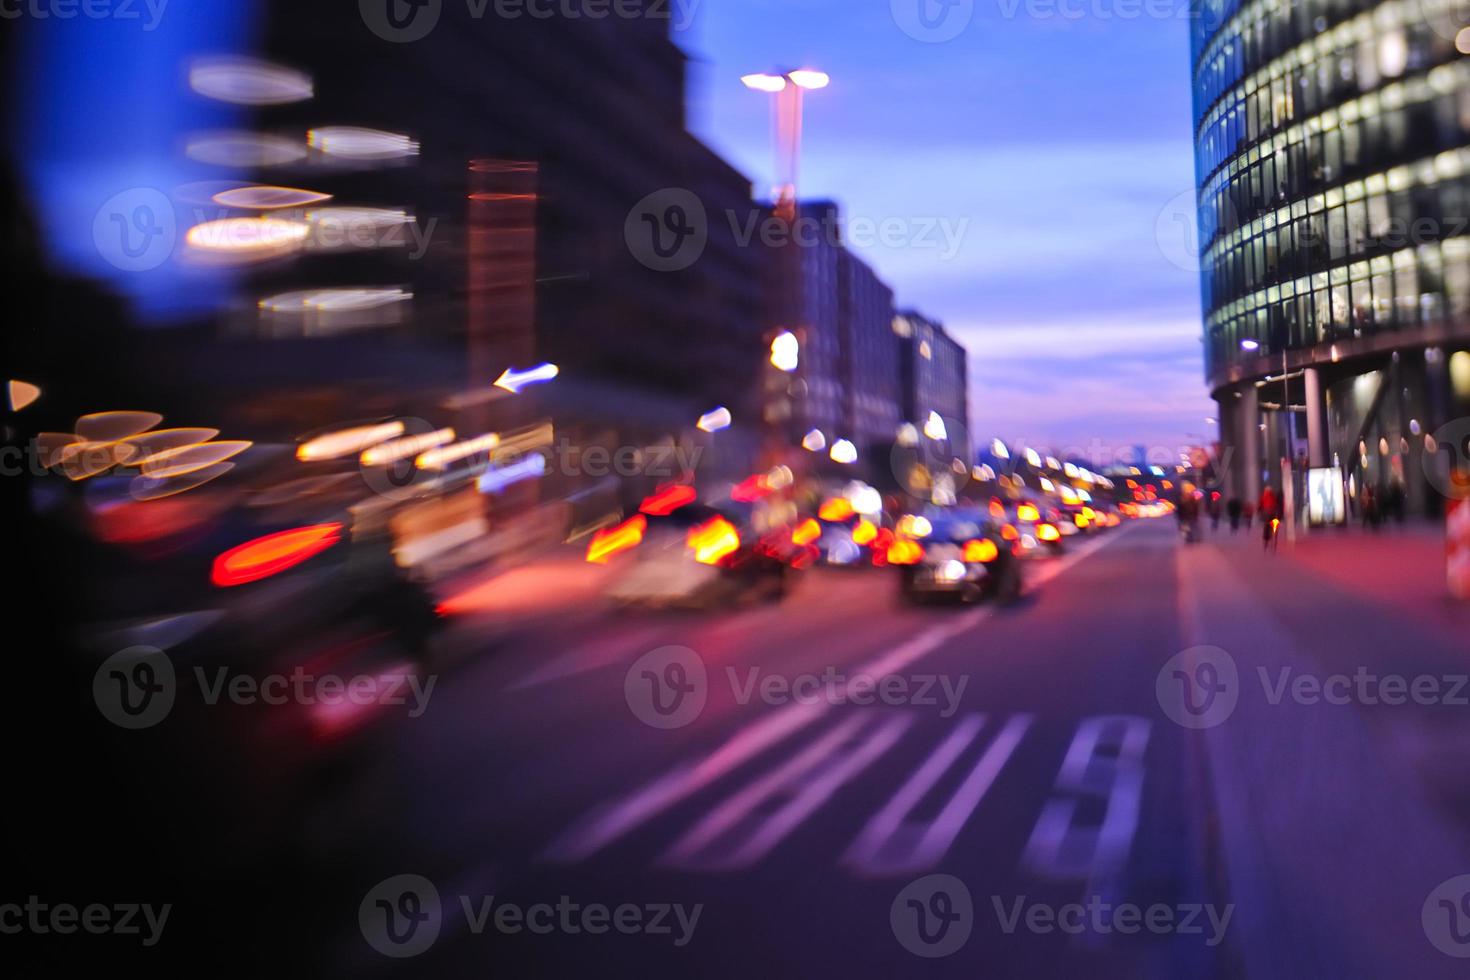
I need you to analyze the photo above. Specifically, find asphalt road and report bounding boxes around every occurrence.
[22,519,1470,978]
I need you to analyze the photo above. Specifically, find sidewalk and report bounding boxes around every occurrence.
[1200,519,1468,654]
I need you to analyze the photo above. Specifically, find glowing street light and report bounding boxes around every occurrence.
[742,67,830,212]
[1240,339,1261,352]
[770,331,800,372]
[830,439,858,465]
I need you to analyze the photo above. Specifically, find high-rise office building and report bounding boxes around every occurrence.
[1191,0,1470,514]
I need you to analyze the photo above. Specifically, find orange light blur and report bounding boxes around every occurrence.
[211,523,342,587]
[1074,514,1090,529]
[887,540,925,565]
[792,518,822,546]
[1000,524,1020,541]
[1037,523,1061,542]
[640,485,697,517]
[586,515,647,564]
[688,517,741,566]
[963,539,1000,563]
[1017,504,1040,523]
[989,498,1006,519]
[852,519,878,546]
[818,498,854,522]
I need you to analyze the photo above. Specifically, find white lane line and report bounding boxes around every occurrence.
[540,525,1136,865]
[541,699,831,863]
[843,712,1034,877]
[659,712,913,871]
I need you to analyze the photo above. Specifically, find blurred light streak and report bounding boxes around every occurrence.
[801,429,826,452]
[211,523,342,587]
[852,520,878,546]
[697,407,732,433]
[361,429,455,467]
[186,131,307,167]
[126,428,221,466]
[688,517,740,565]
[886,540,924,565]
[8,381,40,411]
[964,539,999,563]
[130,461,235,501]
[189,58,313,105]
[260,288,412,314]
[586,515,647,564]
[494,363,560,393]
[787,70,831,90]
[212,185,332,209]
[640,485,698,517]
[416,433,500,470]
[308,126,419,160]
[829,439,857,464]
[142,440,252,478]
[76,411,162,443]
[477,453,547,494]
[297,422,405,462]
[923,412,948,441]
[185,216,309,261]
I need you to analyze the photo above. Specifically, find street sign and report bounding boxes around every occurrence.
[1450,499,1470,600]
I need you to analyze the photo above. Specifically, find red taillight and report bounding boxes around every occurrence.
[963,539,999,563]
[211,523,342,587]
[640,485,696,517]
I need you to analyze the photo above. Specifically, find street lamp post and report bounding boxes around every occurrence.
[741,69,829,218]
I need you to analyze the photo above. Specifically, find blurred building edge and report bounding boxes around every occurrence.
[1190,0,1470,517]
[236,0,766,490]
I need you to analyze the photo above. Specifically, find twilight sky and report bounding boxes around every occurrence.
[679,0,1218,455]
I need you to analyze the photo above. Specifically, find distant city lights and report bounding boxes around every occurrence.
[697,407,733,433]
[770,331,800,372]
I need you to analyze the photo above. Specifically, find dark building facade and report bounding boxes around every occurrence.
[1191,0,1470,514]
[765,200,904,478]
[895,308,970,459]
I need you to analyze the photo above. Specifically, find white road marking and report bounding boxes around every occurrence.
[660,712,913,871]
[541,525,1136,866]
[843,712,1034,877]
[1022,715,1151,880]
[840,708,1034,875]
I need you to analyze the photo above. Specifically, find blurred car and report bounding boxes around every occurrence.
[601,500,791,609]
[987,493,1065,557]
[890,509,1022,605]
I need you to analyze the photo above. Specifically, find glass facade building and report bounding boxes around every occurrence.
[1192,0,1470,512]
